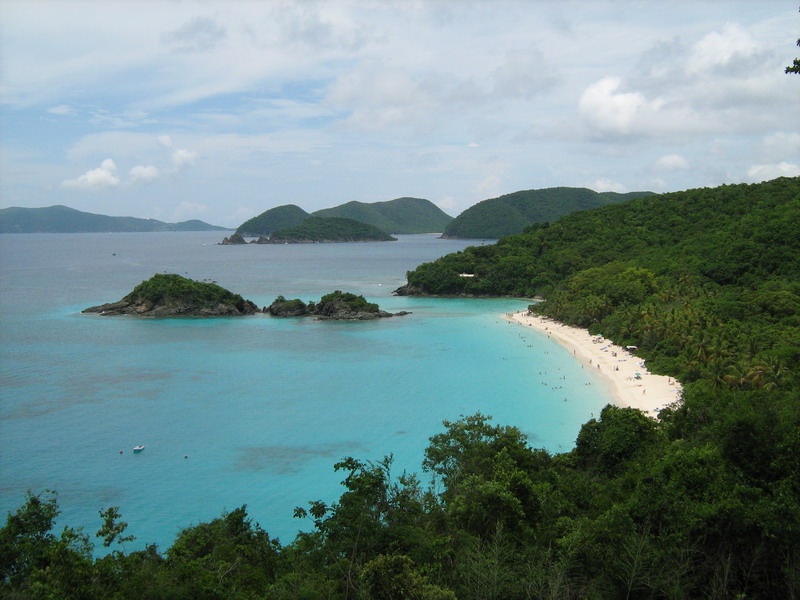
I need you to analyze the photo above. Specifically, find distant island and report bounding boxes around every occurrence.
[232,197,452,239]
[223,217,396,244]
[227,188,655,243]
[235,204,310,237]
[82,274,259,317]
[268,290,408,320]
[441,187,654,239]
[0,205,228,233]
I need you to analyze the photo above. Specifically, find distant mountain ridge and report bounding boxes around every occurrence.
[0,205,228,233]
[312,197,452,234]
[235,197,453,237]
[442,187,655,239]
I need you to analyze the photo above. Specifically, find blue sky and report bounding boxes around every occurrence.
[1,0,798,227]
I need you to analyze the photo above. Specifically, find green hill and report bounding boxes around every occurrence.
[235,204,309,236]
[0,205,227,233]
[443,187,653,238]
[266,216,396,243]
[311,197,452,234]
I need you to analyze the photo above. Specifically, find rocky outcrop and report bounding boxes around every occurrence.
[219,233,248,245]
[268,291,410,320]
[267,297,309,317]
[392,283,424,296]
[83,274,260,317]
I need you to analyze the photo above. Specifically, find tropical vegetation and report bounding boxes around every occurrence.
[313,197,452,234]
[268,217,396,242]
[236,204,310,236]
[441,187,653,239]
[4,178,799,598]
[268,291,390,320]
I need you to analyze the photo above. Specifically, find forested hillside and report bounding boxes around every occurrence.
[3,178,798,599]
[312,197,453,234]
[442,187,652,238]
[404,177,799,383]
[235,204,309,236]
[267,216,396,242]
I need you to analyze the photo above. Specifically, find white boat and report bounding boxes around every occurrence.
[132,445,145,453]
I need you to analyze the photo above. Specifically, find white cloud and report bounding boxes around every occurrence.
[158,135,173,148]
[47,104,75,116]
[129,164,159,183]
[759,132,800,162]
[654,154,690,171]
[686,23,759,76]
[578,77,660,137]
[172,148,197,169]
[61,158,120,190]
[591,178,628,193]
[161,16,226,53]
[747,162,800,182]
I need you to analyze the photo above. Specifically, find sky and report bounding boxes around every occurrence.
[1,0,798,228]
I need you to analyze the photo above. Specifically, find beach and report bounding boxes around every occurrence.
[507,311,682,417]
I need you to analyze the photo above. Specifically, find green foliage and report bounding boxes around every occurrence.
[268,296,309,316]
[127,273,251,311]
[269,216,396,242]
[360,554,456,600]
[96,506,135,549]
[442,187,653,239]
[406,178,800,391]
[575,404,661,475]
[315,290,379,315]
[235,204,309,236]
[312,197,453,234]
[0,491,94,600]
[165,505,280,598]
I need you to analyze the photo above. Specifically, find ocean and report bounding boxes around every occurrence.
[0,232,610,551]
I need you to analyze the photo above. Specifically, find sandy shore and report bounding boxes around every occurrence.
[506,311,682,417]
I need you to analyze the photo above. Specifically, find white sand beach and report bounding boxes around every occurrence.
[507,311,682,417]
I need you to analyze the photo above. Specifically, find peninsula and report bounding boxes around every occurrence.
[82,274,259,317]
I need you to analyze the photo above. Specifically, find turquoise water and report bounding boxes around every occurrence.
[0,232,610,550]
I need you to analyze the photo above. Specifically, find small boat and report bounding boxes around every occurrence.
[132,445,145,453]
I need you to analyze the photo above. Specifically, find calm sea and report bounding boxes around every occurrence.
[0,232,610,551]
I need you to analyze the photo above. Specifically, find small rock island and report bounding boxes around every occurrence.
[83,273,259,317]
[268,290,409,320]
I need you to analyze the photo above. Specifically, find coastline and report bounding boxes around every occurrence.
[506,310,682,417]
